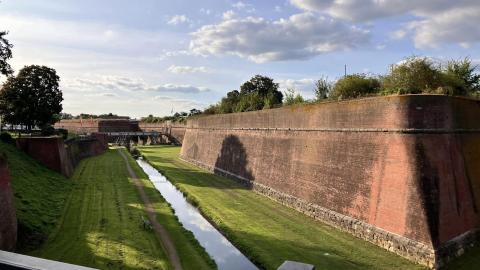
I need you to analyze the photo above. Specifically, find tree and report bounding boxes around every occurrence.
[0,31,13,77]
[330,74,380,99]
[314,77,331,100]
[189,108,202,116]
[283,88,305,106]
[237,75,283,111]
[0,65,63,130]
[218,90,240,113]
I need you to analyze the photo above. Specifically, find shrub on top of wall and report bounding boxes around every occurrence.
[56,128,68,140]
[329,74,381,100]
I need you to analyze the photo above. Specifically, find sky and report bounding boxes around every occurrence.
[0,0,479,118]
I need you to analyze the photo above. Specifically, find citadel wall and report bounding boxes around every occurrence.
[180,95,480,267]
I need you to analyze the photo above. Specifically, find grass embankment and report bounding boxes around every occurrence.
[30,147,214,270]
[0,141,73,251]
[139,145,426,270]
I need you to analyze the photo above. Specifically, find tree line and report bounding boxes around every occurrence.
[189,56,480,117]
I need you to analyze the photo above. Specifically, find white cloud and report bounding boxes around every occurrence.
[152,95,206,108]
[275,6,282,12]
[222,10,236,20]
[189,13,369,63]
[66,75,210,94]
[278,78,315,91]
[232,1,255,13]
[0,14,174,56]
[290,0,480,47]
[290,0,476,21]
[86,92,119,97]
[167,14,190,25]
[167,65,208,74]
[389,29,407,40]
[408,6,480,48]
[232,1,247,9]
[150,84,210,93]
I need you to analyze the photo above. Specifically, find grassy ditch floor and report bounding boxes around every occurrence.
[30,148,215,270]
[138,145,428,270]
[0,141,73,251]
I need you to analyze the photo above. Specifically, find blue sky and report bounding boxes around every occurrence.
[1,0,479,118]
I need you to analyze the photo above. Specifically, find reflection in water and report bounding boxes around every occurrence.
[136,159,258,270]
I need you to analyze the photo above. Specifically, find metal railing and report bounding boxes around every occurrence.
[0,250,98,270]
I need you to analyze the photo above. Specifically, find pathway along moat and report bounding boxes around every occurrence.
[136,158,258,270]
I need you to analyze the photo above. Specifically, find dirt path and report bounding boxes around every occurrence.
[118,149,183,270]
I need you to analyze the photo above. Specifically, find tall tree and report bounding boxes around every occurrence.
[237,75,283,111]
[0,31,13,77]
[0,65,63,130]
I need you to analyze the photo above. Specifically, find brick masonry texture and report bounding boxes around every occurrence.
[180,95,480,268]
[16,134,108,177]
[0,156,17,251]
[55,119,140,133]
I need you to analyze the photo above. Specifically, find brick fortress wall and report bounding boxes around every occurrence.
[0,156,17,251]
[180,95,480,268]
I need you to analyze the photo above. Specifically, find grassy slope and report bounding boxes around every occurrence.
[139,145,427,270]
[0,141,73,251]
[30,148,214,270]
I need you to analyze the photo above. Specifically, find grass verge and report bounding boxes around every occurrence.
[29,147,214,270]
[122,148,216,270]
[0,141,73,251]
[138,145,427,270]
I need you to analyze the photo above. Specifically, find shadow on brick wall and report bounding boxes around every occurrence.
[214,135,254,188]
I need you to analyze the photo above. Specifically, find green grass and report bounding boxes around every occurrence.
[123,148,216,270]
[138,145,427,270]
[29,147,214,270]
[0,141,73,251]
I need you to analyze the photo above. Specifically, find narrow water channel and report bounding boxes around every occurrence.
[136,159,258,270]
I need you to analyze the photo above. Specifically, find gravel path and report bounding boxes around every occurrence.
[118,149,183,270]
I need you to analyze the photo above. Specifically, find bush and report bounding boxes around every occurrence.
[283,88,305,106]
[56,128,68,140]
[441,58,480,96]
[382,57,442,94]
[40,125,56,136]
[314,77,331,100]
[330,74,381,99]
[0,132,14,144]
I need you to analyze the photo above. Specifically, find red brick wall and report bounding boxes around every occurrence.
[0,156,17,251]
[16,137,73,177]
[55,119,140,133]
[16,134,108,177]
[180,95,480,265]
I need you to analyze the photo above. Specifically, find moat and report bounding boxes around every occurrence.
[136,158,257,270]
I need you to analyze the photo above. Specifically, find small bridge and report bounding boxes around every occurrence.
[102,131,181,146]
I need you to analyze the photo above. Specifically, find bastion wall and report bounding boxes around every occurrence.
[180,95,480,268]
[16,133,108,177]
[0,156,17,251]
